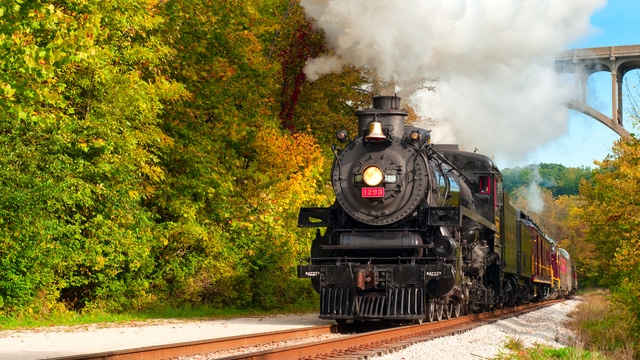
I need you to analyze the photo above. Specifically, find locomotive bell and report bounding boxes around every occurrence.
[365,121,387,141]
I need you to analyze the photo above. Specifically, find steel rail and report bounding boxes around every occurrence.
[48,325,334,360]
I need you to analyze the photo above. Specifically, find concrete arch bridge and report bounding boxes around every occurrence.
[555,44,640,137]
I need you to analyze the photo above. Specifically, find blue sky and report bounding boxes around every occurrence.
[523,0,640,168]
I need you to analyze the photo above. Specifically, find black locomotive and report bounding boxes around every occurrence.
[297,95,576,323]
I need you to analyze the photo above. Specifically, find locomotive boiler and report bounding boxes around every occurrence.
[297,95,575,323]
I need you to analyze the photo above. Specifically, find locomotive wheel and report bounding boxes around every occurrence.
[427,299,436,322]
[443,302,453,319]
[451,302,462,318]
[434,302,444,321]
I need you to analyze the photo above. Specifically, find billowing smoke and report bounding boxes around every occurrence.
[527,166,545,214]
[299,0,606,164]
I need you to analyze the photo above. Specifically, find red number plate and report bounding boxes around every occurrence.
[361,187,385,198]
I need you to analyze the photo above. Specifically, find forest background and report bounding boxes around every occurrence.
[0,0,638,337]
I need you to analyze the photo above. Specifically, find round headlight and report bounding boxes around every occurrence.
[363,166,384,186]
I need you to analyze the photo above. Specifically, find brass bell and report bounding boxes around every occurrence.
[365,121,387,141]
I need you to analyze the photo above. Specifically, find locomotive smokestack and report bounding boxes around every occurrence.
[372,95,402,110]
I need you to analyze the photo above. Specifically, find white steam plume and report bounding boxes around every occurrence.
[300,0,606,163]
[527,166,545,214]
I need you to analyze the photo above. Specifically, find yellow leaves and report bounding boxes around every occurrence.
[576,136,640,284]
[253,128,324,178]
[78,139,88,152]
[139,162,165,183]
[614,237,640,274]
[129,190,140,200]
[1,83,15,99]
[95,256,106,270]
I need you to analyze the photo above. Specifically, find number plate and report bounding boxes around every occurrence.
[361,187,384,198]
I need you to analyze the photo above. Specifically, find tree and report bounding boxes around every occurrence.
[0,0,379,315]
[578,136,640,335]
[149,0,334,309]
[0,0,185,314]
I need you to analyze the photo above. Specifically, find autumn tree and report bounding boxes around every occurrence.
[149,0,333,309]
[578,135,640,335]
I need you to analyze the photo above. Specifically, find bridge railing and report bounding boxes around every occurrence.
[557,45,640,60]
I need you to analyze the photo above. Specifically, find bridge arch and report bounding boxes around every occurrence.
[555,45,640,137]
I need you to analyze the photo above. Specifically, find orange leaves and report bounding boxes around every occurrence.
[247,127,329,226]
[253,127,324,178]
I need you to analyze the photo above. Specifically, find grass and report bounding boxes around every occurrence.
[566,289,638,360]
[496,342,609,360]
[0,302,319,330]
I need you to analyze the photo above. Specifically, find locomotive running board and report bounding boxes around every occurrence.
[428,206,496,232]
[461,206,496,231]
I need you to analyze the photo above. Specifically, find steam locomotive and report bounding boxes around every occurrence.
[297,95,577,323]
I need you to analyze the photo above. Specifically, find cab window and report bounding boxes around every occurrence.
[479,176,491,194]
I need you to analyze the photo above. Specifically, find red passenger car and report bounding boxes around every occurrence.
[557,248,578,297]
[518,214,554,301]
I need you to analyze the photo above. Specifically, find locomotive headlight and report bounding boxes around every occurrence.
[363,166,384,186]
[336,130,348,142]
[410,131,421,141]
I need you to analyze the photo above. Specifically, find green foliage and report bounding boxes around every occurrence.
[502,163,592,197]
[146,0,329,310]
[497,335,608,359]
[496,345,607,360]
[0,0,186,314]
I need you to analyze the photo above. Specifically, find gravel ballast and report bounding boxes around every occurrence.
[373,299,581,360]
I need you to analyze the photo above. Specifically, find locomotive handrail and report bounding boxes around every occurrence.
[319,244,432,249]
[302,256,444,262]
[332,227,424,232]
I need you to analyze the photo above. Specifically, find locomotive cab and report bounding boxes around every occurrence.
[432,147,504,224]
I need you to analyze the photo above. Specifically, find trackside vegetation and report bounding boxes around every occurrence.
[0,2,639,357]
[495,290,637,360]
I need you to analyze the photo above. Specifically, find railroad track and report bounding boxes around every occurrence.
[51,300,563,360]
